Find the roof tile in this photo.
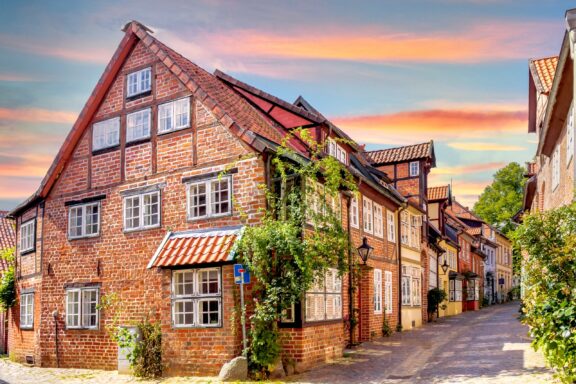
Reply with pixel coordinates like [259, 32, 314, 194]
[0, 211, 15, 274]
[428, 185, 450, 201]
[365, 141, 432, 164]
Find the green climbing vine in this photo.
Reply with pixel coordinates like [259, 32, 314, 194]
[235, 129, 357, 377]
[0, 247, 16, 310]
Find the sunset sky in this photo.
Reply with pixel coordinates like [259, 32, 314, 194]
[0, 0, 568, 210]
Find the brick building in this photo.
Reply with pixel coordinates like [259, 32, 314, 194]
[0, 211, 15, 354]
[523, 10, 576, 214]
[365, 142, 436, 330]
[6, 21, 409, 376]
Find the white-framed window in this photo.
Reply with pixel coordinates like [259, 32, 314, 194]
[567, 103, 574, 165]
[305, 268, 342, 322]
[66, 288, 99, 329]
[350, 197, 359, 229]
[374, 269, 382, 314]
[158, 97, 190, 133]
[387, 211, 396, 242]
[124, 191, 160, 231]
[20, 293, 34, 329]
[373, 203, 383, 238]
[467, 279, 476, 301]
[327, 138, 347, 164]
[172, 268, 222, 328]
[409, 214, 422, 249]
[429, 252, 438, 289]
[126, 67, 151, 97]
[402, 265, 421, 306]
[449, 279, 463, 302]
[92, 117, 120, 151]
[127, 108, 151, 142]
[362, 197, 373, 234]
[68, 202, 100, 239]
[187, 177, 231, 220]
[409, 161, 419, 176]
[384, 271, 393, 314]
[552, 144, 560, 190]
[20, 219, 35, 254]
[401, 211, 409, 245]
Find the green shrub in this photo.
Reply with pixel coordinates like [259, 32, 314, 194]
[513, 204, 576, 383]
[427, 287, 447, 317]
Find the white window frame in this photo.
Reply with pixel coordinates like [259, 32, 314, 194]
[373, 203, 383, 238]
[126, 67, 151, 98]
[552, 144, 560, 190]
[187, 176, 232, 220]
[402, 266, 421, 307]
[350, 197, 359, 229]
[327, 138, 347, 164]
[20, 293, 34, 329]
[92, 117, 120, 151]
[567, 103, 574, 165]
[449, 279, 463, 302]
[20, 219, 35, 254]
[158, 97, 190, 134]
[126, 108, 151, 142]
[65, 287, 99, 330]
[68, 202, 100, 239]
[362, 197, 373, 234]
[387, 211, 396, 243]
[123, 191, 161, 231]
[374, 269, 382, 314]
[384, 271, 393, 314]
[305, 268, 342, 322]
[171, 268, 222, 328]
[409, 161, 419, 177]
[401, 211, 409, 245]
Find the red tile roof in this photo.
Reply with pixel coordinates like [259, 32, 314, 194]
[148, 227, 242, 268]
[365, 141, 434, 165]
[427, 185, 450, 201]
[0, 211, 15, 274]
[466, 227, 482, 236]
[530, 56, 558, 95]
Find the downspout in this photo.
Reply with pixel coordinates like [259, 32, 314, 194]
[397, 205, 406, 330]
[346, 192, 354, 346]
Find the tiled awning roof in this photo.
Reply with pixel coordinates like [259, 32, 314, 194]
[147, 226, 243, 269]
[529, 56, 558, 94]
[427, 185, 450, 201]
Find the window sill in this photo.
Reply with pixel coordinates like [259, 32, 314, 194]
[124, 225, 161, 233]
[20, 326, 33, 330]
[65, 327, 99, 331]
[187, 213, 232, 222]
[92, 145, 120, 156]
[302, 318, 342, 327]
[157, 125, 191, 137]
[20, 249, 35, 256]
[126, 89, 152, 102]
[68, 234, 100, 241]
[126, 137, 151, 148]
[172, 324, 222, 329]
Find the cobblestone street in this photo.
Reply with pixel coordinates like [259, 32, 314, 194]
[292, 303, 553, 383]
[0, 303, 553, 384]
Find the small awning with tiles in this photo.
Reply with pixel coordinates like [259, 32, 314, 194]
[147, 226, 243, 269]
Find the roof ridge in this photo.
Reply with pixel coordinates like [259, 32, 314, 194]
[364, 141, 432, 154]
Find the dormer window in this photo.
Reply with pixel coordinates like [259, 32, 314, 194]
[327, 138, 347, 165]
[410, 161, 419, 176]
[126, 67, 151, 98]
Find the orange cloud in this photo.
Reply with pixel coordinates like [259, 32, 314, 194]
[0, 176, 41, 199]
[331, 109, 526, 145]
[192, 21, 557, 64]
[447, 142, 526, 151]
[0, 153, 54, 177]
[0, 107, 77, 124]
[0, 73, 42, 82]
[434, 162, 506, 176]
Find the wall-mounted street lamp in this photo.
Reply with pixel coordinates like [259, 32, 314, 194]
[357, 237, 373, 264]
[441, 259, 449, 274]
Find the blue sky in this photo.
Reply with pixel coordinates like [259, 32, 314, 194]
[0, 0, 569, 209]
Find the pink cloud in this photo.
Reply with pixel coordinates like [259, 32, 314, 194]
[0, 107, 77, 124]
[434, 162, 507, 176]
[447, 142, 526, 151]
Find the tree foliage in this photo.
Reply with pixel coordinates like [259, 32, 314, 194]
[0, 247, 16, 310]
[236, 129, 356, 376]
[473, 162, 526, 235]
[513, 204, 576, 383]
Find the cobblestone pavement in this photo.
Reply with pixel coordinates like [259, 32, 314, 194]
[292, 303, 554, 384]
[0, 303, 554, 384]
